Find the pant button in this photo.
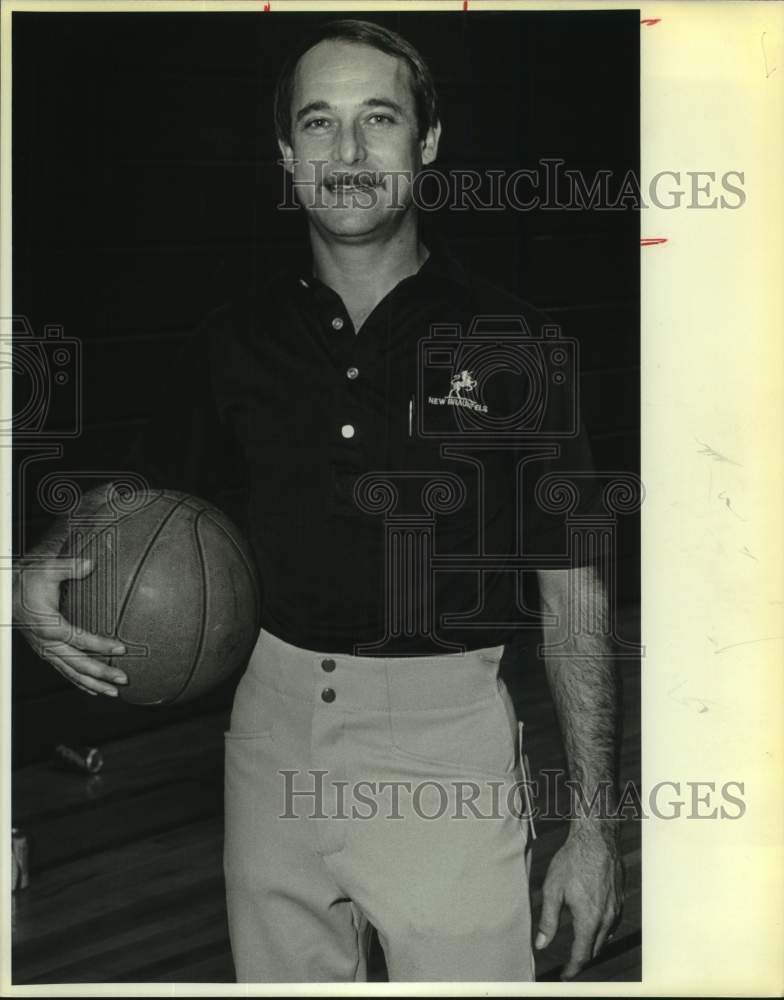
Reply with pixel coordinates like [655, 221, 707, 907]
[321, 687, 336, 703]
[321, 658, 336, 672]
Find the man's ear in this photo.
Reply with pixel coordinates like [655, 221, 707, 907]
[278, 138, 295, 175]
[421, 120, 442, 167]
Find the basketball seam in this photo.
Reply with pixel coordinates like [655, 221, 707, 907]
[201, 510, 260, 603]
[68, 491, 164, 635]
[203, 508, 262, 637]
[82, 488, 168, 637]
[165, 509, 260, 704]
[113, 493, 195, 674]
[165, 508, 210, 704]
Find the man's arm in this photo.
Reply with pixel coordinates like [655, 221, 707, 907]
[534, 564, 624, 980]
[12, 482, 129, 698]
[12, 309, 231, 697]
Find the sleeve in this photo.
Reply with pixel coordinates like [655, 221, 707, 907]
[516, 313, 606, 568]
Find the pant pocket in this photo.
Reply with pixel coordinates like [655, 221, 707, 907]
[227, 661, 285, 739]
[389, 690, 518, 782]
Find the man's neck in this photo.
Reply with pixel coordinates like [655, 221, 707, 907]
[309, 222, 429, 330]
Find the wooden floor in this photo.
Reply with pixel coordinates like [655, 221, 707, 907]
[12, 642, 641, 985]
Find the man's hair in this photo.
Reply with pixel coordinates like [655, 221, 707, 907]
[273, 19, 440, 147]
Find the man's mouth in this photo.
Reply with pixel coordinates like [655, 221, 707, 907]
[323, 172, 383, 192]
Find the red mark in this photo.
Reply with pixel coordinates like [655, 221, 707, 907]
[263, 2, 270, 9]
[640, 238, 668, 247]
[641, 18, 661, 26]
[463, 0, 468, 10]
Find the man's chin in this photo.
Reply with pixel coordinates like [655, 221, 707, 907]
[307, 206, 403, 241]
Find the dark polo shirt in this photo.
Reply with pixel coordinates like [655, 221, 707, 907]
[136, 244, 602, 655]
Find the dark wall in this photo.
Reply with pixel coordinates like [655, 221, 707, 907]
[12, 10, 640, 764]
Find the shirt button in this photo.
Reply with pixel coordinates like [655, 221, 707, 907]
[321, 687, 336, 703]
[346, 367, 359, 380]
[321, 658, 336, 672]
[331, 317, 344, 331]
[341, 424, 355, 439]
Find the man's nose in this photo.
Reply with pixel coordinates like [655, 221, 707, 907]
[334, 122, 366, 165]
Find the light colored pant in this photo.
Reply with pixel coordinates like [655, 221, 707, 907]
[223, 628, 535, 983]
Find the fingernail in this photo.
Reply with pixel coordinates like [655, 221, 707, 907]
[535, 932, 547, 949]
[111, 644, 126, 655]
[106, 688, 119, 697]
[114, 674, 128, 685]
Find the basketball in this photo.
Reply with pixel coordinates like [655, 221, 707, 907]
[60, 488, 262, 706]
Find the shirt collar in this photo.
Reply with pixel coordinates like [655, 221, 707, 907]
[416, 239, 470, 290]
[291, 235, 470, 296]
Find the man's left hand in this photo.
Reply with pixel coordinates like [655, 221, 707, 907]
[534, 822, 625, 980]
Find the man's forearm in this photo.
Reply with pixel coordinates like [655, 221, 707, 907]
[537, 566, 621, 835]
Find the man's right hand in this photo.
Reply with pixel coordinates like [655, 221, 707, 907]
[13, 557, 128, 698]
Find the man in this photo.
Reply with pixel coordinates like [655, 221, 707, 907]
[13, 19, 623, 983]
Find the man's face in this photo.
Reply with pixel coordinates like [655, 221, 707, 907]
[279, 39, 440, 241]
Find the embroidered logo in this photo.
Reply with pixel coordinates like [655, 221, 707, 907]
[448, 370, 477, 399]
[428, 370, 488, 413]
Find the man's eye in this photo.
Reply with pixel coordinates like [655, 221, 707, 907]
[367, 113, 395, 125]
[304, 118, 331, 131]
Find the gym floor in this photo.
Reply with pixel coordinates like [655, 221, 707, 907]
[11, 616, 641, 986]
